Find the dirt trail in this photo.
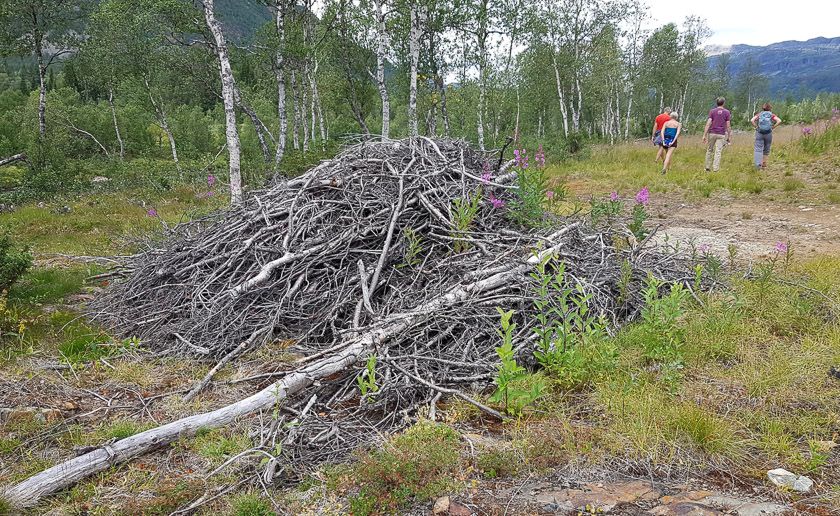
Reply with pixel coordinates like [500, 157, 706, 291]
[653, 197, 840, 259]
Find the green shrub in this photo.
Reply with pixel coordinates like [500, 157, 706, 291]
[0, 233, 33, 291]
[231, 493, 273, 516]
[349, 421, 463, 515]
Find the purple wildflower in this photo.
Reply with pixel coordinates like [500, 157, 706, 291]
[207, 174, 217, 187]
[609, 191, 619, 202]
[488, 192, 505, 209]
[481, 171, 493, 183]
[146, 208, 158, 217]
[535, 144, 546, 168]
[802, 126, 813, 136]
[635, 187, 650, 205]
[514, 148, 529, 169]
[698, 243, 711, 254]
[206, 191, 215, 197]
[546, 190, 555, 200]
[774, 241, 788, 253]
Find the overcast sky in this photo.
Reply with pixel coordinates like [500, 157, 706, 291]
[645, 0, 840, 46]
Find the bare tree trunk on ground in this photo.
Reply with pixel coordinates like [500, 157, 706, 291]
[0, 153, 27, 167]
[1, 224, 583, 509]
[203, 0, 243, 204]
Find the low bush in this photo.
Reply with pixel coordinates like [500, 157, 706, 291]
[0, 233, 32, 291]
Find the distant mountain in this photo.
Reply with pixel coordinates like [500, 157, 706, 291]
[216, 0, 272, 41]
[707, 37, 840, 98]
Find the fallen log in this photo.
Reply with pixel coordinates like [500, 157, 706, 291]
[0, 153, 26, 167]
[2, 225, 576, 509]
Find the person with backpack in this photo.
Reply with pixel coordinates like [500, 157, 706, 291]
[751, 103, 782, 169]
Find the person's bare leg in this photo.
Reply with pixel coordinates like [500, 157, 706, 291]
[662, 147, 676, 173]
[655, 146, 664, 163]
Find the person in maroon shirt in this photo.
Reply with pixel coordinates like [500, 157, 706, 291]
[702, 97, 732, 172]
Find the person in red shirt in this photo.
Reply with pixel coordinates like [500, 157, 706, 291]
[652, 107, 673, 164]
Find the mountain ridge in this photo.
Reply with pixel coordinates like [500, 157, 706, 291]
[706, 36, 840, 97]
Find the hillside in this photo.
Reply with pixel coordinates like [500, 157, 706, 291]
[709, 36, 840, 97]
[216, 0, 272, 41]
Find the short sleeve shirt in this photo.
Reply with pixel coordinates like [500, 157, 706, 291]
[654, 113, 671, 132]
[708, 107, 731, 135]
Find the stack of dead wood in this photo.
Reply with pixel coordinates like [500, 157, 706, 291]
[3, 138, 699, 509]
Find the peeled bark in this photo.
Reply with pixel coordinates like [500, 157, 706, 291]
[373, 0, 391, 138]
[203, 0, 243, 205]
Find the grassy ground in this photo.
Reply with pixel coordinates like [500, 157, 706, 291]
[1, 128, 839, 514]
[548, 123, 840, 207]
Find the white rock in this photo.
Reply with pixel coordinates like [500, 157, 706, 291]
[91, 176, 110, 183]
[767, 468, 813, 493]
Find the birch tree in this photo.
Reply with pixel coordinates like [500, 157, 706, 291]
[0, 0, 91, 139]
[201, 0, 243, 204]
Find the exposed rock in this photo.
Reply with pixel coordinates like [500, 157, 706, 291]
[649, 502, 723, 515]
[734, 502, 789, 515]
[433, 496, 450, 515]
[91, 176, 110, 183]
[767, 468, 813, 493]
[532, 480, 661, 513]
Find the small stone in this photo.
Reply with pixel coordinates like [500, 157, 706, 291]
[767, 468, 813, 493]
[91, 176, 110, 183]
[62, 401, 79, 411]
[432, 496, 450, 515]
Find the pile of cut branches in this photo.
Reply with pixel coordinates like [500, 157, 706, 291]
[4, 138, 699, 509]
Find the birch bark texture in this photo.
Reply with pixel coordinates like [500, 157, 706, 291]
[202, 0, 243, 204]
[373, 0, 391, 138]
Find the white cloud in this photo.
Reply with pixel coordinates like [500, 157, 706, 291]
[643, 0, 838, 46]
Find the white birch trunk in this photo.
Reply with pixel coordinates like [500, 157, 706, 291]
[273, 1, 288, 168]
[144, 77, 181, 174]
[36, 41, 47, 139]
[301, 72, 310, 152]
[108, 88, 124, 160]
[291, 69, 300, 151]
[374, 0, 390, 139]
[203, 0, 243, 204]
[552, 56, 569, 138]
[408, 4, 421, 138]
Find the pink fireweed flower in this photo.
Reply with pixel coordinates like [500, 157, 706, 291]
[514, 148, 529, 169]
[635, 187, 650, 205]
[802, 127, 813, 136]
[609, 191, 619, 202]
[481, 171, 493, 183]
[546, 190, 555, 200]
[146, 208, 158, 217]
[535, 144, 546, 168]
[698, 243, 711, 254]
[207, 174, 217, 187]
[488, 192, 505, 209]
[774, 241, 788, 253]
